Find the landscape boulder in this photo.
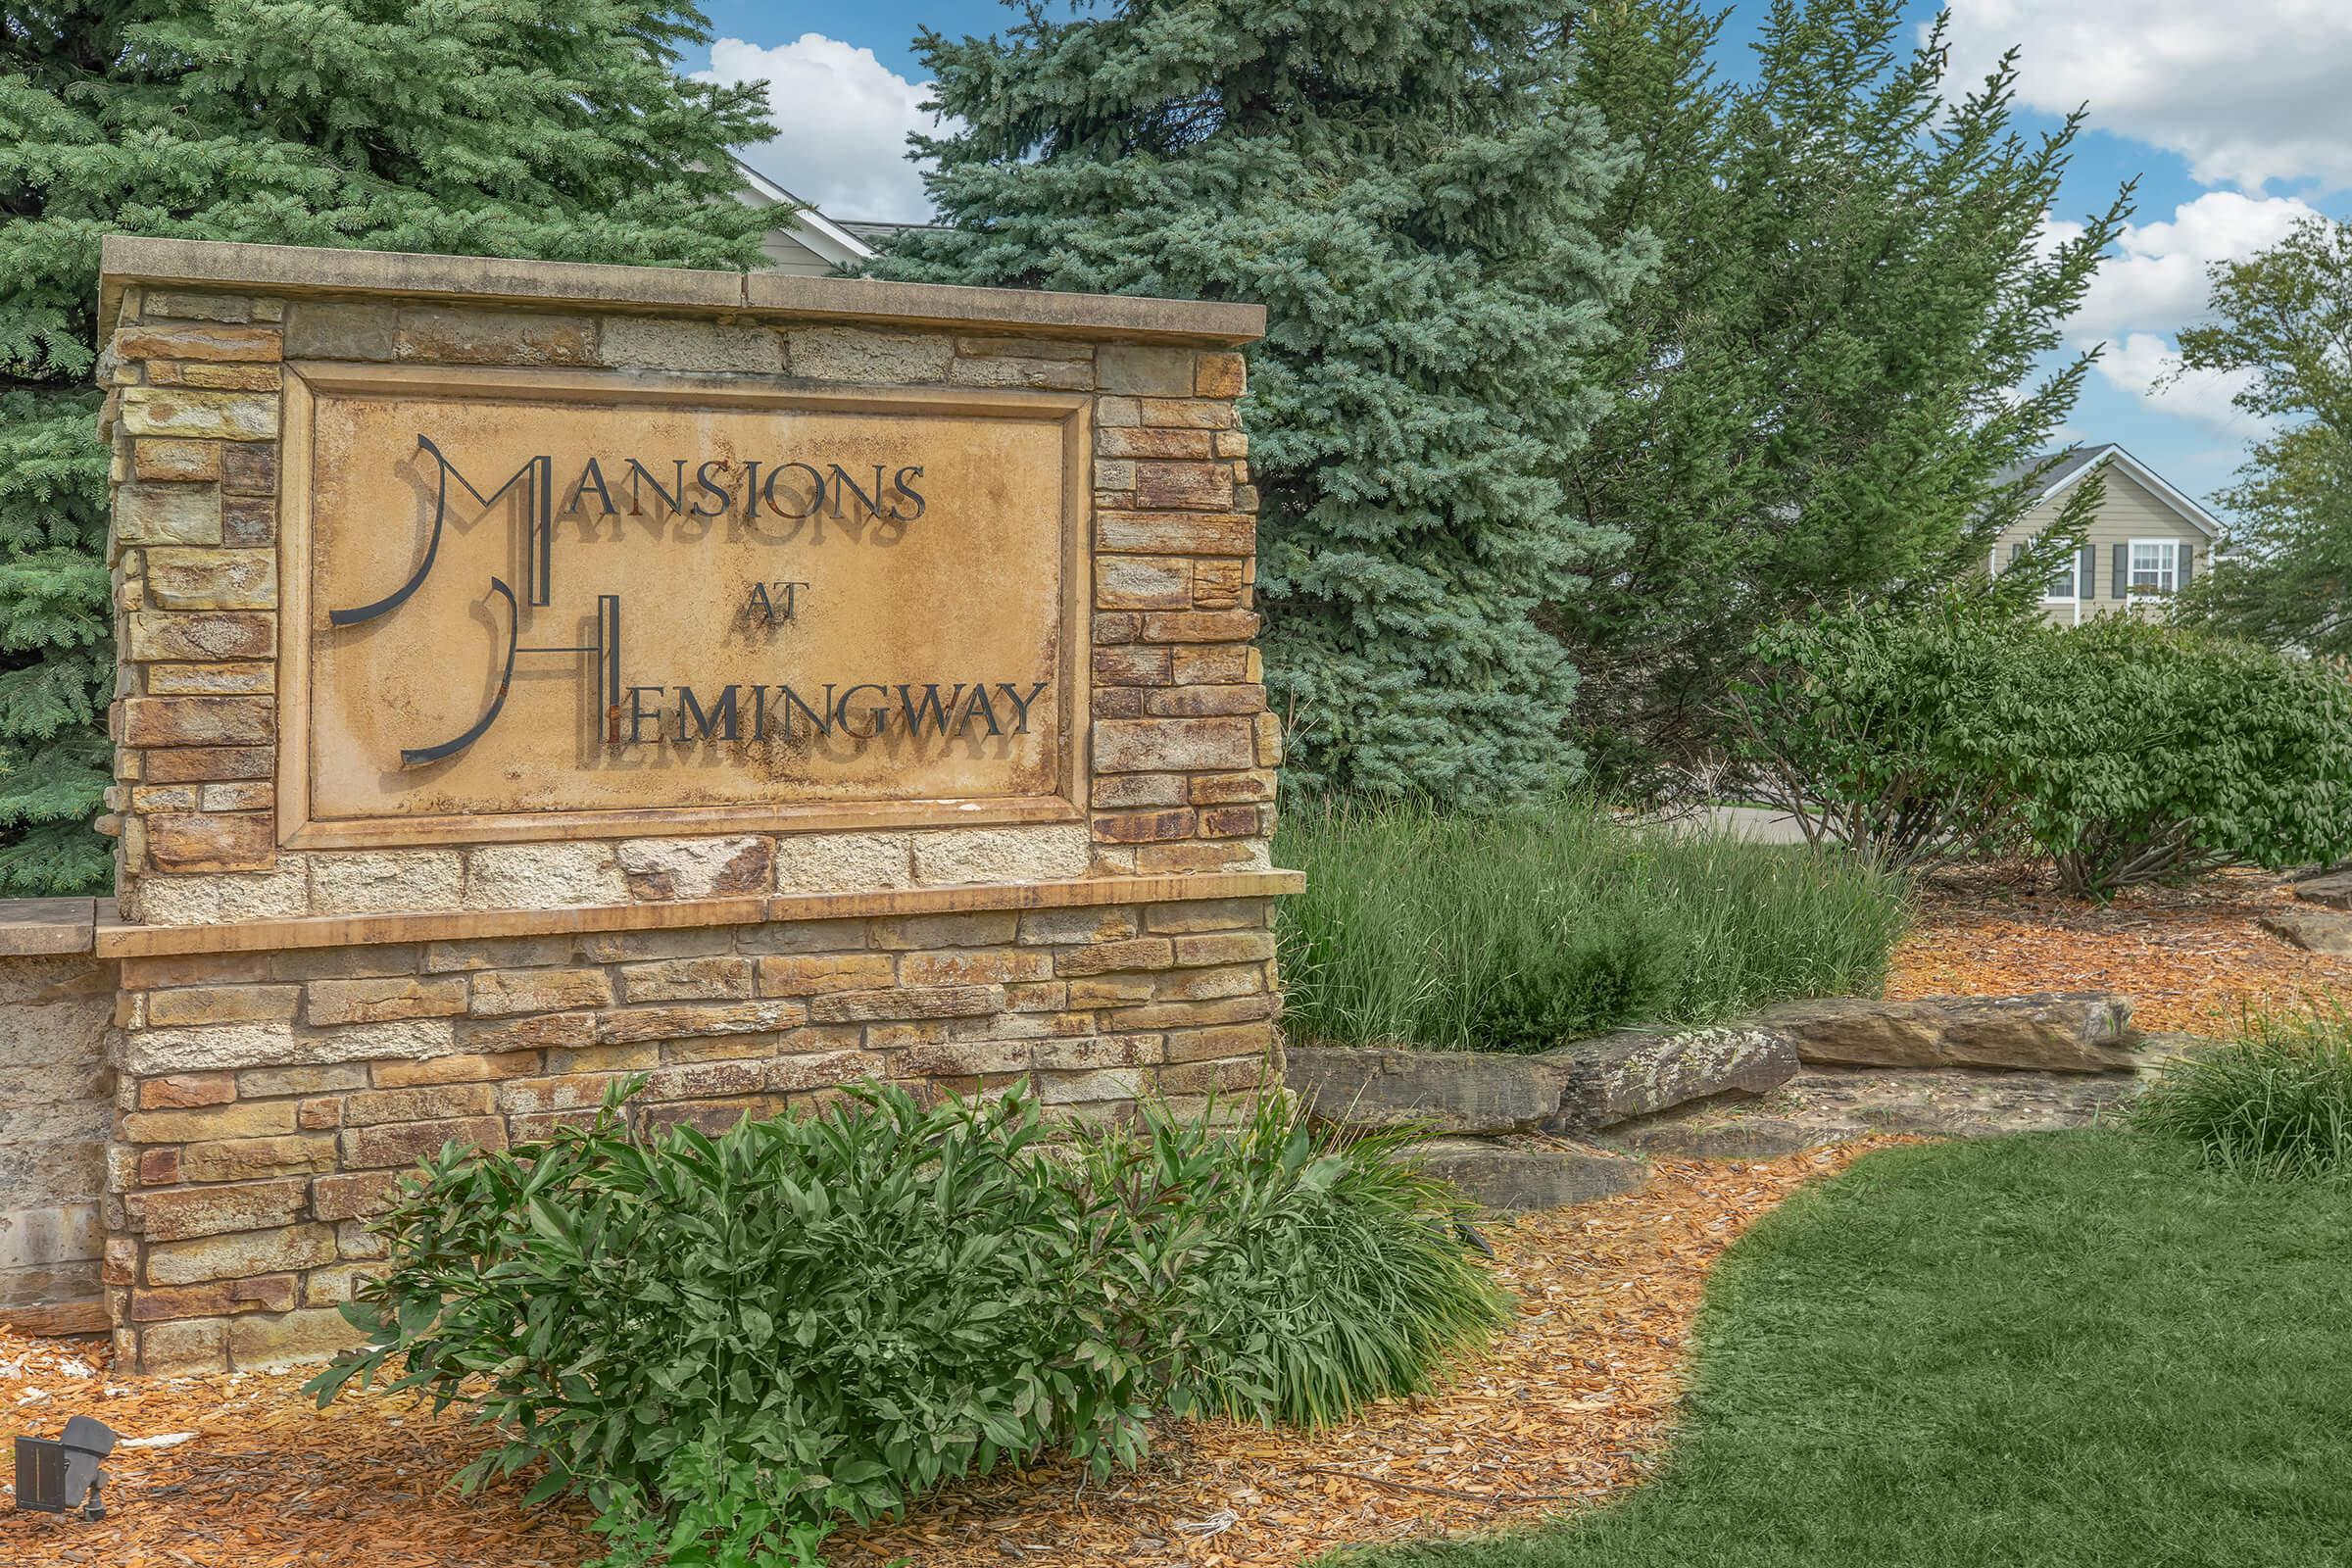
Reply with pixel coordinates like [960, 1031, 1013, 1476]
[2259, 908, 2352, 956]
[1542, 1024, 1798, 1134]
[1757, 993, 2137, 1072]
[1605, 1114, 1831, 1161]
[1603, 1061, 2157, 1157]
[1284, 1045, 1572, 1136]
[2291, 869, 2352, 911]
[1406, 1138, 1646, 1211]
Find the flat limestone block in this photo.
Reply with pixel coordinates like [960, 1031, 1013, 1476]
[1543, 1024, 1798, 1133]
[1607, 1115, 1839, 1161]
[1284, 1045, 1573, 1136]
[1607, 1063, 2149, 1157]
[1756, 993, 2139, 1073]
[2291, 870, 2352, 911]
[1406, 1138, 1646, 1212]
[0, 897, 96, 956]
[2260, 907, 2352, 955]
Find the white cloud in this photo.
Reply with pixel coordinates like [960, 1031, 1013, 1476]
[2092, 332, 2265, 442]
[2036, 194, 2313, 440]
[1943, 1, 2352, 192]
[697, 35, 944, 223]
[2069, 192, 2321, 340]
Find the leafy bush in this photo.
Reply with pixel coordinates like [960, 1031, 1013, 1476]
[1737, 600, 2352, 894]
[1736, 597, 2041, 870]
[2010, 615, 2352, 895]
[308, 1085, 1165, 1566]
[308, 1084, 1503, 1564]
[1274, 798, 1908, 1052]
[2132, 1011, 2352, 1179]
[1101, 1097, 1508, 1427]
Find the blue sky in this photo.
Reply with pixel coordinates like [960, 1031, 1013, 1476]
[687, 1, 2352, 517]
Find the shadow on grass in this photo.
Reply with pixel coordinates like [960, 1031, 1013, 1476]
[1338, 1130, 2352, 1568]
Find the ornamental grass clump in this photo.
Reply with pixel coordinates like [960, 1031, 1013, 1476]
[1098, 1095, 1510, 1429]
[2132, 1010, 2352, 1180]
[1274, 797, 1908, 1052]
[307, 1083, 1503, 1564]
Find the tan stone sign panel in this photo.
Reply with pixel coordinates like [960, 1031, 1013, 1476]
[280, 366, 1088, 846]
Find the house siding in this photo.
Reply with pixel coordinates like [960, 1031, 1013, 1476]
[1994, 466, 2211, 628]
[757, 231, 843, 277]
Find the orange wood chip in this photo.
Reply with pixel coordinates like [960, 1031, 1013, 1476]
[0, 1144, 1888, 1567]
[1886, 865, 2346, 1035]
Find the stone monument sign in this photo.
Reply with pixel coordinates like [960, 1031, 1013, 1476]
[77, 236, 1295, 1372]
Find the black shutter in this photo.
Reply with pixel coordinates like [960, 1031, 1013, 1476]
[2179, 541, 2195, 589]
[2113, 542, 2128, 600]
[2079, 544, 2094, 600]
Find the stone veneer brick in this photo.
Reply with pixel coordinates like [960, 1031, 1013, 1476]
[107, 896, 1284, 1373]
[103, 290, 1273, 922]
[90, 255, 1288, 1374]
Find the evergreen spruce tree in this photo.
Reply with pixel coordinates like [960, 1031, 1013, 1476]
[0, 2, 773, 892]
[1559, 0, 2128, 791]
[876, 0, 1650, 804]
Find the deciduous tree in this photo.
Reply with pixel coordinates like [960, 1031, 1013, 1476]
[1560, 0, 2127, 794]
[2175, 216, 2352, 656]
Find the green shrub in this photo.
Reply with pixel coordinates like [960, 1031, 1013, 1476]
[308, 1084, 1503, 1563]
[2011, 615, 2352, 895]
[2132, 1011, 2352, 1179]
[1736, 596, 2043, 870]
[306, 1084, 1166, 1567]
[1099, 1096, 1509, 1428]
[1739, 600, 2352, 895]
[1274, 798, 1908, 1052]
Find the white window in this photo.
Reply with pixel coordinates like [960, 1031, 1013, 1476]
[2130, 539, 2179, 594]
[2044, 553, 2078, 602]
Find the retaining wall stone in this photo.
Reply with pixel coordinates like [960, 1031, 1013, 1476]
[1407, 1139, 1646, 1212]
[1285, 1045, 1571, 1136]
[1758, 993, 2138, 1072]
[0, 947, 116, 1333]
[1544, 1024, 1797, 1133]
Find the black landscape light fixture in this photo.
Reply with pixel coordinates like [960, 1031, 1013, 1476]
[13, 1415, 120, 1519]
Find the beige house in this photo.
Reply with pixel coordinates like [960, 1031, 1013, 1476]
[731, 159, 885, 273]
[1991, 445, 2224, 628]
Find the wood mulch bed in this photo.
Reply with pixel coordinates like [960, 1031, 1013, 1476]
[0, 1143, 1883, 1568]
[1886, 865, 2348, 1034]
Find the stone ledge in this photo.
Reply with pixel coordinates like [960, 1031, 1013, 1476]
[0, 1297, 109, 1337]
[99, 236, 1268, 346]
[0, 897, 103, 956]
[94, 870, 1305, 958]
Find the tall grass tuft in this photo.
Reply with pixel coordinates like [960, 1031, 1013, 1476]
[1274, 797, 1910, 1052]
[2132, 1009, 2352, 1179]
[1108, 1095, 1510, 1429]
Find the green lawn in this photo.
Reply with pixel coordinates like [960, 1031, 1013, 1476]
[1342, 1132, 2352, 1568]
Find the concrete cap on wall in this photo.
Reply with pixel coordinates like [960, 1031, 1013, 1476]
[96, 235, 1268, 347]
[0, 897, 105, 956]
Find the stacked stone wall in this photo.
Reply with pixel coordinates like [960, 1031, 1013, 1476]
[109, 897, 1277, 1368]
[73, 241, 1295, 1372]
[0, 948, 115, 1331]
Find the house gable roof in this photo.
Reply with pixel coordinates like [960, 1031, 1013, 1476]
[729, 157, 878, 271]
[1995, 443, 2222, 539]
